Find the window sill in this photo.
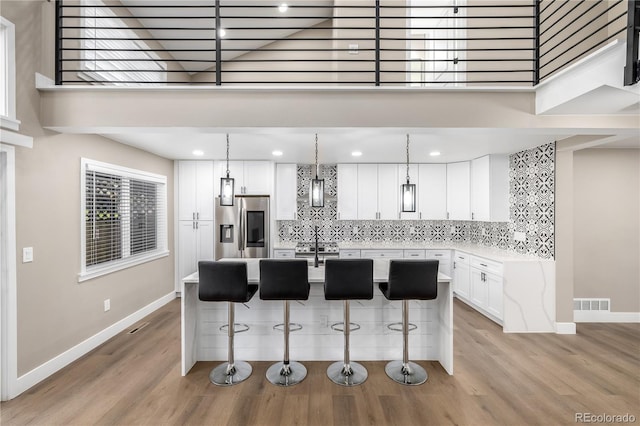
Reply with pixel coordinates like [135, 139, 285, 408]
[78, 250, 169, 283]
[0, 116, 21, 131]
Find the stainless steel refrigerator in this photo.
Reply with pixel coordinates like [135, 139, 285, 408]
[215, 195, 270, 260]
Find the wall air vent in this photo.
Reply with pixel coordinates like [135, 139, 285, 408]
[573, 298, 610, 311]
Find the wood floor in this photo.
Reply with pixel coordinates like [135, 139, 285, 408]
[2, 298, 639, 426]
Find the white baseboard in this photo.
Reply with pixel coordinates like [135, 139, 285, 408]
[555, 322, 576, 334]
[574, 310, 640, 323]
[15, 292, 175, 398]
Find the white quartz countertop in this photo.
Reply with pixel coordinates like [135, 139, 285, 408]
[274, 242, 553, 263]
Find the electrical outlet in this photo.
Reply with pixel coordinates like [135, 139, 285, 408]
[104, 299, 111, 312]
[481, 228, 486, 236]
[450, 226, 456, 234]
[514, 231, 526, 242]
[348, 43, 359, 54]
[22, 247, 33, 263]
[410, 226, 416, 234]
[320, 315, 328, 327]
[288, 226, 293, 235]
[352, 226, 359, 235]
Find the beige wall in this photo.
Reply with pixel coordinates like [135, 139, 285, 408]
[2, 1, 175, 376]
[573, 148, 640, 313]
[555, 148, 575, 323]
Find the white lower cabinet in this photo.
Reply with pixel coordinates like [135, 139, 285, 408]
[426, 249, 451, 277]
[360, 249, 404, 259]
[339, 249, 361, 259]
[452, 252, 470, 299]
[468, 255, 503, 322]
[273, 249, 295, 259]
[178, 220, 214, 291]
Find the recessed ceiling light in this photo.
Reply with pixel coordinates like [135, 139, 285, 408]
[278, 3, 288, 13]
[192, 150, 204, 156]
[218, 28, 226, 37]
[430, 151, 441, 157]
[272, 150, 283, 156]
[351, 151, 363, 157]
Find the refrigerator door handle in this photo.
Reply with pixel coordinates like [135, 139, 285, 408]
[238, 199, 245, 255]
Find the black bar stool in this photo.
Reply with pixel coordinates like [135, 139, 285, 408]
[198, 261, 258, 386]
[324, 258, 373, 386]
[379, 259, 438, 386]
[259, 259, 310, 386]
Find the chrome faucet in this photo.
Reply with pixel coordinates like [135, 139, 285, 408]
[314, 225, 319, 268]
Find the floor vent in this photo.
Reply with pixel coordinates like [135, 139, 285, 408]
[573, 298, 610, 311]
[128, 322, 150, 334]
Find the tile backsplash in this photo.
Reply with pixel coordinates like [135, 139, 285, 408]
[277, 142, 555, 259]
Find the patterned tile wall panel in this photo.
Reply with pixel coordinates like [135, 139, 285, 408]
[277, 143, 555, 259]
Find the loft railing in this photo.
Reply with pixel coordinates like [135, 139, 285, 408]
[54, 0, 633, 87]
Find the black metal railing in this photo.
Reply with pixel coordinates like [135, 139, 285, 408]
[538, 0, 628, 83]
[54, 1, 631, 87]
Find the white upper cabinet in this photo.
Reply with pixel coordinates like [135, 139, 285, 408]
[337, 164, 358, 220]
[357, 164, 378, 220]
[471, 155, 509, 222]
[418, 164, 447, 220]
[275, 163, 297, 220]
[446, 161, 471, 220]
[398, 164, 419, 220]
[215, 160, 273, 196]
[178, 161, 214, 221]
[377, 164, 399, 219]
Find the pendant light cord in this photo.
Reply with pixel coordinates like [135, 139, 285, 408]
[225, 134, 230, 178]
[406, 134, 410, 184]
[315, 133, 319, 179]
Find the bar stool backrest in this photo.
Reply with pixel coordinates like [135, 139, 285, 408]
[198, 261, 249, 302]
[259, 259, 310, 300]
[325, 259, 374, 300]
[387, 260, 439, 300]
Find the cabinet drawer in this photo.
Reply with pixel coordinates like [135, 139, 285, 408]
[426, 250, 451, 261]
[361, 249, 404, 259]
[403, 249, 426, 259]
[453, 251, 471, 265]
[340, 249, 361, 259]
[273, 249, 295, 259]
[471, 256, 503, 275]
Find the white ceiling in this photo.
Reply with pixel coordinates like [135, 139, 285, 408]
[105, 128, 571, 163]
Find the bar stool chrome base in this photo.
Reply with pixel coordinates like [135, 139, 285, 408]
[210, 360, 253, 386]
[266, 361, 307, 386]
[384, 360, 427, 386]
[327, 361, 368, 386]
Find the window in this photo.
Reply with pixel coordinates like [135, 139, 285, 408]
[80, 0, 167, 85]
[0, 17, 17, 126]
[80, 159, 168, 281]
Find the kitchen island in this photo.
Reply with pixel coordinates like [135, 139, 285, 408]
[181, 258, 453, 376]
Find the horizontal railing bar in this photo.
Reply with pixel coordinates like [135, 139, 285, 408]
[63, 69, 534, 74]
[61, 80, 534, 84]
[62, 14, 536, 20]
[540, 23, 626, 71]
[62, 57, 535, 63]
[540, 6, 625, 59]
[61, 25, 536, 31]
[61, 4, 535, 9]
[61, 47, 536, 52]
[63, 36, 535, 42]
[61, 58, 216, 62]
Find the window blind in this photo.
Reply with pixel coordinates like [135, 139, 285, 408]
[83, 159, 167, 276]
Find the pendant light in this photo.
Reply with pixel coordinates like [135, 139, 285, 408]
[310, 133, 324, 207]
[220, 134, 235, 206]
[401, 134, 416, 212]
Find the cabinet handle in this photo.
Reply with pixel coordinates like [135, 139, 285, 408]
[453, 262, 456, 269]
[192, 221, 195, 230]
[192, 212, 195, 220]
[435, 254, 443, 257]
[480, 263, 487, 267]
[196, 221, 199, 230]
[419, 212, 422, 219]
[398, 212, 401, 220]
[447, 212, 450, 219]
[472, 212, 474, 220]
[196, 212, 199, 220]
